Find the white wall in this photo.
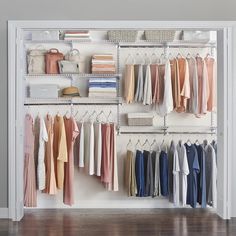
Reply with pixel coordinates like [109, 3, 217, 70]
[23, 31, 216, 208]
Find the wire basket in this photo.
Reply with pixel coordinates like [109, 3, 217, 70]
[107, 30, 138, 42]
[144, 30, 176, 42]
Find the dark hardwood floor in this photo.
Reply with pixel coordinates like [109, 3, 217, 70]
[0, 209, 236, 236]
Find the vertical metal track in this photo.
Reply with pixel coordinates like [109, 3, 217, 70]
[117, 43, 121, 134]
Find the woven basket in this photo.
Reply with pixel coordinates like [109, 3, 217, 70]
[127, 113, 154, 126]
[144, 30, 176, 42]
[107, 30, 138, 42]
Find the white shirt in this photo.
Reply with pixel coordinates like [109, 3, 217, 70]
[89, 122, 95, 175]
[78, 123, 85, 167]
[172, 142, 180, 206]
[37, 116, 48, 190]
[143, 64, 152, 105]
[94, 122, 102, 176]
[157, 60, 173, 116]
[176, 141, 189, 206]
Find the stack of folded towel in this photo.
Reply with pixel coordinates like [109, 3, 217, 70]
[63, 30, 91, 40]
[88, 78, 117, 98]
[91, 54, 116, 74]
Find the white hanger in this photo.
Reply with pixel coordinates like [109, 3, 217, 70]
[126, 139, 133, 150]
[135, 139, 142, 150]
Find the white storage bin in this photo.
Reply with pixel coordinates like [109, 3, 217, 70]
[182, 31, 211, 42]
[127, 113, 154, 126]
[32, 30, 60, 41]
[29, 84, 59, 99]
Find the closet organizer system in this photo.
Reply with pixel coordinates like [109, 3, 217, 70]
[23, 29, 217, 209]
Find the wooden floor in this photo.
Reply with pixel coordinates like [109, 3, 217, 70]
[0, 209, 236, 236]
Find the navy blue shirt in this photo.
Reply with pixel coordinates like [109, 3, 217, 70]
[195, 144, 206, 208]
[185, 143, 200, 208]
[135, 150, 145, 197]
[159, 151, 169, 197]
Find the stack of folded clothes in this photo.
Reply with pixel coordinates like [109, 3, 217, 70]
[88, 78, 117, 98]
[91, 54, 116, 74]
[63, 30, 91, 40]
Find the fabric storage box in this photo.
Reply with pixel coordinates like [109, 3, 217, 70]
[32, 30, 60, 41]
[107, 30, 138, 42]
[127, 113, 154, 126]
[182, 31, 211, 42]
[144, 30, 176, 42]
[29, 84, 59, 98]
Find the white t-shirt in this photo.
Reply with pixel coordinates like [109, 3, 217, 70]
[37, 116, 48, 191]
[172, 143, 180, 206]
[176, 141, 189, 206]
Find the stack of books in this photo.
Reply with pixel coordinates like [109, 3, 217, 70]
[88, 78, 117, 98]
[91, 54, 116, 74]
[63, 31, 91, 41]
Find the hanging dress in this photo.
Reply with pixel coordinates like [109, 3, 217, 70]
[24, 114, 37, 207]
[37, 116, 48, 191]
[205, 56, 216, 112]
[44, 114, 57, 194]
[53, 114, 67, 190]
[63, 116, 79, 206]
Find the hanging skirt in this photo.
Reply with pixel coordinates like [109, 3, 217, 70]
[24, 153, 37, 207]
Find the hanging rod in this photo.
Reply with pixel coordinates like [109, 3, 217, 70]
[24, 102, 121, 106]
[119, 131, 216, 135]
[119, 44, 216, 49]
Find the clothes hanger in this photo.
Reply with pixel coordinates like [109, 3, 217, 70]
[195, 139, 200, 145]
[142, 139, 151, 151]
[186, 139, 192, 146]
[126, 139, 133, 150]
[106, 110, 112, 123]
[135, 52, 145, 65]
[143, 53, 150, 65]
[135, 139, 142, 150]
[96, 110, 106, 122]
[88, 110, 97, 121]
[168, 52, 174, 60]
[159, 53, 166, 64]
[73, 110, 79, 118]
[161, 138, 167, 152]
[79, 110, 89, 122]
[176, 52, 182, 58]
[125, 53, 135, 65]
[65, 110, 70, 119]
[186, 52, 191, 59]
[151, 53, 158, 64]
[150, 139, 157, 151]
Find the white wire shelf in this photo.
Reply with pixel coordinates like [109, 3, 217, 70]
[24, 97, 122, 105]
[24, 39, 117, 44]
[25, 73, 122, 78]
[24, 39, 216, 48]
[119, 125, 217, 134]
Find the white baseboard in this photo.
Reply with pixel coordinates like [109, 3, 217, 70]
[0, 208, 9, 218]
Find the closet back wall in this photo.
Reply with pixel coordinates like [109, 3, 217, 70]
[1, 0, 236, 210]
